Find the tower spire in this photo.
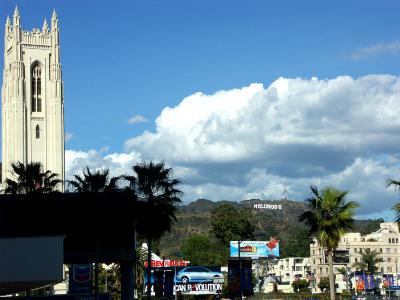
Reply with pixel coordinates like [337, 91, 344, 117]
[51, 9, 58, 31]
[5, 16, 11, 29]
[52, 9, 58, 20]
[13, 5, 19, 18]
[13, 5, 20, 27]
[42, 18, 49, 32]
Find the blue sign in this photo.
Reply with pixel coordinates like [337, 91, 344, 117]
[230, 240, 279, 258]
[69, 264, 92, 294]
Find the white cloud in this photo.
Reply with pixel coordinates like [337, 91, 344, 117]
[65, 132, 73, 142]
[66, 75, 400, 218]
[65, 149, 142, 183]
[351, 41, 400, 60]
[128, 114, 148, 125]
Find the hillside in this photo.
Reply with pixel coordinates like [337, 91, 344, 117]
[158, 199, 383, 259]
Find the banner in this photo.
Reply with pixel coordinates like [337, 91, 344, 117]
[228, 259, 254, 297]
[355, 271, 374, 291]
[230, 239, 279, 258]
[383, 274, 395, 288]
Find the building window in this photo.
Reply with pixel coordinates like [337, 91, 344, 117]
[380, 248, 383, 253]
[354, 248, 357, 253]
[396, 238, 399, 243]
[388, 258, 392, 263]
[35, 125, 40, 139]
[387, 248, 391, 253]
[31, 64, 42, 112]
[389, 238, 392, 243]
[355, 258, 358, 263]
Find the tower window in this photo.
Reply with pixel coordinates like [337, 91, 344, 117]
[31, 64, 42, 112]
[35, 125, 40, 139]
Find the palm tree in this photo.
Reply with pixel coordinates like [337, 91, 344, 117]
[352, 248, 383, 273]
[387, 178, 400, 225]
[67, 167, 120, 300]
[2, 161, 61, 194]
[124, 161, 182, 300]
[299, 185, 359, 300]
[66, 167, 120, 192]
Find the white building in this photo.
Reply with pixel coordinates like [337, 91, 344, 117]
[310, 222, 400, 292]
[1, 6, 64, 188]
[254, 257, 312, 293]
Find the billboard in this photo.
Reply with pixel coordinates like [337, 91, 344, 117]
[333, 250, 349, 264]
[230, 239, 279, 258]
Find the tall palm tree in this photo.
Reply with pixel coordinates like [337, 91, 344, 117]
[299, 185, 359, 300]
[2, 161, 61, 194]
[66, 167, 120, 192]
[352, 249, 383, 273]
[67, 167, 120, 300]
[124, 161, 182, 300]
[387, 178, 400, 225]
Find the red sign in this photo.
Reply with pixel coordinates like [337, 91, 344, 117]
[144, 259, 190, 268]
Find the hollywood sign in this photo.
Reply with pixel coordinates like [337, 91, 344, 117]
[175, 283, 223, 293]
[253, 203, 282, 209]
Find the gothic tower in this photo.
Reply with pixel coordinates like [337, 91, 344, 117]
[2, 7, 65, 189]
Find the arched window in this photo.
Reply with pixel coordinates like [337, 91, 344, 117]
[35, 125, 40, 139]
[31, 64, 42, 112]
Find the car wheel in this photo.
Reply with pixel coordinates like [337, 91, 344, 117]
[181, 276, 189, 284]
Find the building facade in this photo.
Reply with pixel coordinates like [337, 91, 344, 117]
[254, 257, 312, 293]
[310, 222, 400, 290]
[2, 7, 64, 188]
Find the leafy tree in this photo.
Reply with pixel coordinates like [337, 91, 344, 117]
[318, 276, 330, 292]
[299, 185, 359, 300]
[352, 248, 383, 273]
[281, 227, 311, 257]
[66, 167, 120, 192]
[2, 161, 61, 194]
[124, 161, 182, 300]
[292, 279, 310, 293]
[181, 234, 225, 266]
[211, 203, 255, 245]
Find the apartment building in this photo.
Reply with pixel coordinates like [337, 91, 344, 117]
[310, 222, 400, 289]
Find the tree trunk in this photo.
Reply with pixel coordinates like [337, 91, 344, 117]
[121, 260, 134, 300]
[146, 238, 152, 300]
[95, 239, 99, 300]
[132, 227, 137, 299]
[328, 250, 335, 300]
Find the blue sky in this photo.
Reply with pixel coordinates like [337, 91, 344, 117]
[2, 0, 400, 219]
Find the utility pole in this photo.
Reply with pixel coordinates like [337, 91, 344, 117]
[238, 240, 242, 300]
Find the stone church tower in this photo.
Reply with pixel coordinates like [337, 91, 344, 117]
[2, 7, 64, 189]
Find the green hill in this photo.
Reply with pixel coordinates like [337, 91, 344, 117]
[158, 198, 383, 260]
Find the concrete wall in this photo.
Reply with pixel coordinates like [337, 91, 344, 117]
[0, 236, 64, 294]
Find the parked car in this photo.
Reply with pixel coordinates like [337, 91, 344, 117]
[176, 266, 223, 284]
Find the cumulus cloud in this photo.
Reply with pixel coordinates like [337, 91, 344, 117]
[128, 114, 148, 124]
[351, 41, 400, 60]
[66, 75, 400, 218]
